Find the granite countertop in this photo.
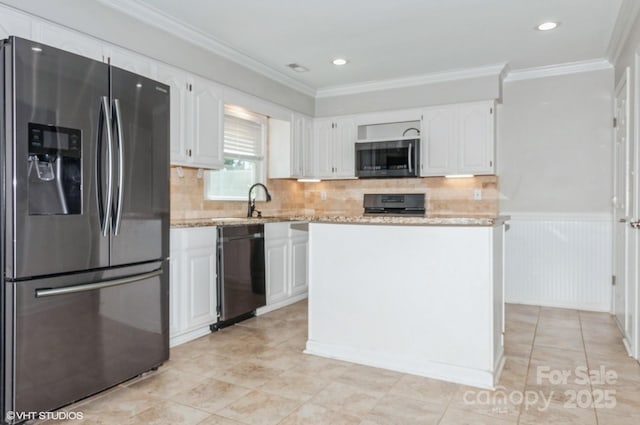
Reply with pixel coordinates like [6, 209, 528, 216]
[309, 215, 509, 226]
[171, 215, 509, 228]
[170, 216, 305, 228]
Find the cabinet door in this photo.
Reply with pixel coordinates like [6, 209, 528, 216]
[266, 240, 289, 304]
[312, 119, 334, 178]
[184, 246, 217, 330]
[190, 78, 224, 169]
[290, 238, 308, 296]
[458, 102, 495, 174]
[291, 114, 305, 178]
[421, 106, 457, 176]
[32, 23, 103, 61]
[0, 7, 32, 39]
[333, 118, 356, 178]
[302, 116, 315, 177]
[156, 64, 190, 165]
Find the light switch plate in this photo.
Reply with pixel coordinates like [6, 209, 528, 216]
[474, 189, 482, 201]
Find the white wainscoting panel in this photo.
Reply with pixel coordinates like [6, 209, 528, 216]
[504, 213, 612, 312]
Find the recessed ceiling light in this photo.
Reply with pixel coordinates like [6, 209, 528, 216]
[332, 58, 348, 66]
[286, 63, 309, 73]
[537, 21, 559, 31]
[136, 83, 142, 88]
[31, 47, 42, 52]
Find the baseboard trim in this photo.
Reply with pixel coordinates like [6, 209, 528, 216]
[305, 340, 498, 389]
[256, 293, 308, 315]
[170, 327, 211, 347]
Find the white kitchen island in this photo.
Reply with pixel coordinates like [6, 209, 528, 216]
[305, 216, 507, 389]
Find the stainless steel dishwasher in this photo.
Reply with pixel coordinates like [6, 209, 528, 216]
[214, 224, 266, 328]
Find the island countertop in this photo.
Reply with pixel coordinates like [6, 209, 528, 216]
[171, 215, 509, 228]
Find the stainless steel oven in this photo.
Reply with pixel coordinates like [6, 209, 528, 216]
[355, 138, 420, 178]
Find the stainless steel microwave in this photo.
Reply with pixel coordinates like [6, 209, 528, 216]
[355, 138, 420, 178]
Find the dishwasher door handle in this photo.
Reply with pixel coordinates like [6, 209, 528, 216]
[222, 233, 264, 242]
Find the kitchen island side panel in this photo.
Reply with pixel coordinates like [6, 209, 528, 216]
[306, 222, 503, 388]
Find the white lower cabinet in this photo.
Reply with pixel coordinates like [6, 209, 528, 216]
[170, 227, 218, 347]
[260, 222, 309, 313]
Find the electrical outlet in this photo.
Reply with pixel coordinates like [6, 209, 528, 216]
[473, 189, 482, 201]
[321, 191, 327, 201]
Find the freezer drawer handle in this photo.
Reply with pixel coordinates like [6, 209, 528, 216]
[35, 269, 162, 298]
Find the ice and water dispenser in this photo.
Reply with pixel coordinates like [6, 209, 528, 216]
[28, 123, 81, 215]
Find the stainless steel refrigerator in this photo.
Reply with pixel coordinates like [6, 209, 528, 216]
[0, 37, 170, 421]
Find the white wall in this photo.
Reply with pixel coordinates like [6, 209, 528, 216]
[498, 69, 614, 312]
[498, 69, 614, 213]
[315, 74, 501, 117]
[0, 0, 315, 115]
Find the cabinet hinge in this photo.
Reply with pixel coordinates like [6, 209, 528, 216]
[490, 107, 493, 114]
[612, 275, 616, 286]
[490, 160, 493, 167]
[613, 117, 618, 128]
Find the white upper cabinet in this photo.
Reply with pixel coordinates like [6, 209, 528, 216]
[421, 106, 457, 175]
[155, 64, 190, 165]
[458, 102, 495, 173]
[421, 100, 495, 176]
[268, 113, 312, 179]
[292, 113, 311, 177]
[313, 118, 333, 178]
[189, 76, 224, 169]
[157, 67, 224, 169]
[311, 117, 356, 179]
[334, 118, 357, 178]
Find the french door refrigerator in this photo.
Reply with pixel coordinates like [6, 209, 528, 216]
[0, 37, 170, 421]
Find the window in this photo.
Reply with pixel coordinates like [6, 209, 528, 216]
[205, 106, 267, 201]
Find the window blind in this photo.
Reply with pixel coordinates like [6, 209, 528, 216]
[224, 114, 263, 158]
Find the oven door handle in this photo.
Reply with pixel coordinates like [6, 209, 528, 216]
[407, 143, 413, 174]
[35, 269, 162, 298]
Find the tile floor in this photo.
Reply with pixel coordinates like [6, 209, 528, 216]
[39, 301, 640, 425]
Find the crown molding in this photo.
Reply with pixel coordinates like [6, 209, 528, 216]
[315, 63, 508, 98]
[504, 59, 612, 82]
[96, 0, 316, 97]
[606, 0, 640, 64]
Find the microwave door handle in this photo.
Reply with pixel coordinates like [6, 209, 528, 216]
[407, 143, 413, 173]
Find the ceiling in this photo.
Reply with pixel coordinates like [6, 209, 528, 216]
[107, 0, 623, 92]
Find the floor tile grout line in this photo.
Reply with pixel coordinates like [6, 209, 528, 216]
[433, 388, 457, 425]
[517, 305, 541, 425]
[578, 310, 599, 425]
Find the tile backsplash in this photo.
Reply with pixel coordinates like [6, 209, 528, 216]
[170, 166, 499, 220]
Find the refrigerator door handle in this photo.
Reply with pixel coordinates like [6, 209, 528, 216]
[35, 269, 163, 298]
[112, 98, 125, 235]
[97, 96, 114, 237]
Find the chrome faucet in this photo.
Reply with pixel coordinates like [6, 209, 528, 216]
[247, 183, 272, 218]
